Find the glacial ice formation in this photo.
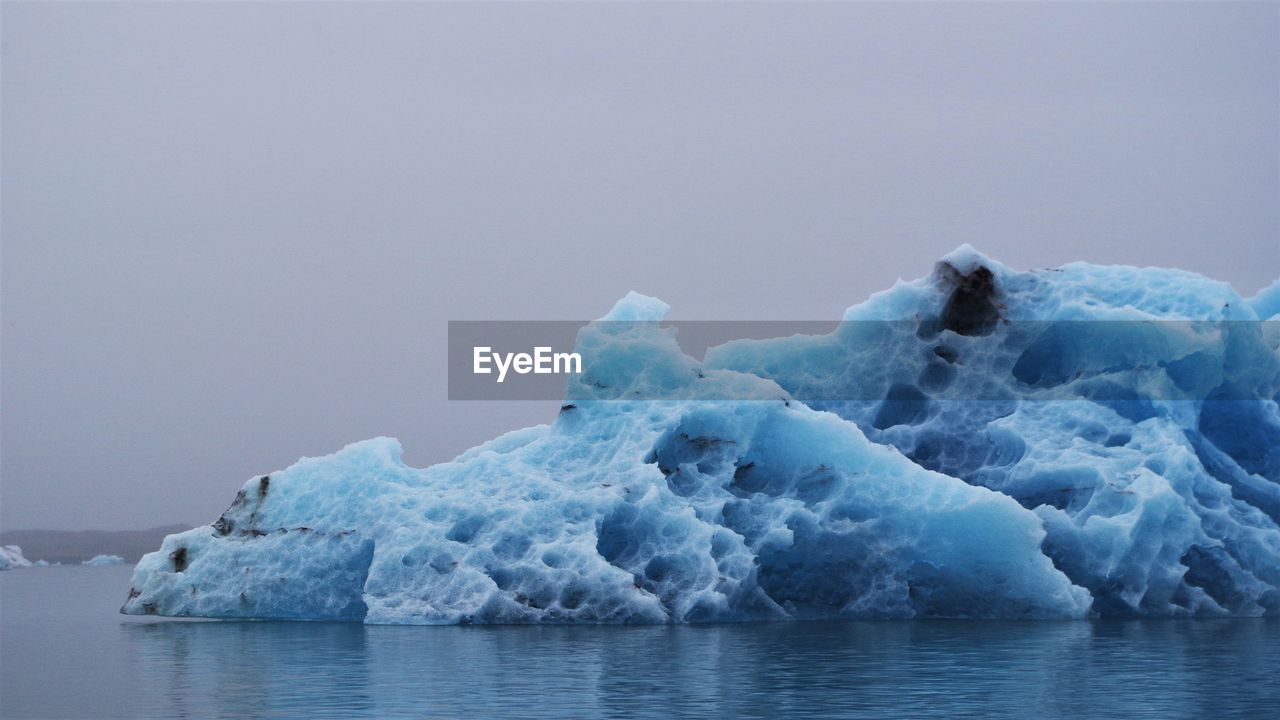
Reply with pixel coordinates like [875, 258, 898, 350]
[1, 545, 34, 571]
[123, 248, 1280, 622]
[84, 554, 126, 567]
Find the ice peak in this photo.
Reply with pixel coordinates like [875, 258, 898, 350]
[602, 291, 670, 322]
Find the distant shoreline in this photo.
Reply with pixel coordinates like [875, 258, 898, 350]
[0, 525, 192, 564]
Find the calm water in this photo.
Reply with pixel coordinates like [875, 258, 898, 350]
[2, 565, 1278, 719]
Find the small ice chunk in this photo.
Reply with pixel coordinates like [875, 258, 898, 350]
[84, 554, 126, 566]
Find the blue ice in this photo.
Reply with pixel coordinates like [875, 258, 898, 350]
[122, 248, 1280, 622]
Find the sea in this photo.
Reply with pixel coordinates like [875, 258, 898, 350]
[2, 564, 1278, 719]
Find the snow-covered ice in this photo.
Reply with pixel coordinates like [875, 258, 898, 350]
[123, 248, 1280, 622]
[1, 545, 35, 570]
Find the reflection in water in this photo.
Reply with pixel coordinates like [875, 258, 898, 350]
[124, 622, 374, 718]
[4, 569, 1276, 719]
[121, 619, 1280, 719]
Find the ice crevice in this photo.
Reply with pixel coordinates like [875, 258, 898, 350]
[122, 246, 1280, 622]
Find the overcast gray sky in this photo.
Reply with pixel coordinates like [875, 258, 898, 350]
[3, 1, 1278, 531]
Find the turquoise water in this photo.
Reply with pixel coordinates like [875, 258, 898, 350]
[3, 565, 1278, 719]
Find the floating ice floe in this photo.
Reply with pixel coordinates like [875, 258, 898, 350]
[1, 545, 35, 571]
[84, 554, 126, 567]
[123, 248, 1280, 622]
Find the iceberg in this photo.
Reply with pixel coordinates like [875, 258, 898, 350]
[123, 248, 1280, 622]
[1, 545, 34, 571]
[84, 554, 126, 567]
